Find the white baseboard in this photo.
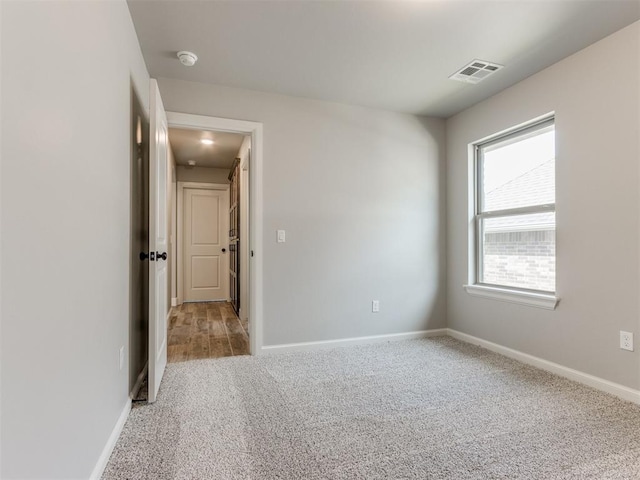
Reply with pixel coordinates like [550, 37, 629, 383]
[447, 329, 640, 405]
[89, 399, 131, 480]
[260, 328, 448, 354]
[130, 362, 148, 399]
[171, 297, 178, 307]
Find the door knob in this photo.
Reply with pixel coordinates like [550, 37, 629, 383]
[139, 252, 149, 261]
[221, 248, 226, 253]
[156, 252, 167, 261]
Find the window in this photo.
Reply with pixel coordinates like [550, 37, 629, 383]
[466, 116, 558, 309]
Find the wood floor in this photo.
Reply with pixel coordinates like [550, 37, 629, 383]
[167, 302, 249, 362]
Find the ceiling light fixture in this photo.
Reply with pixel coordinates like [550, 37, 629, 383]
[200, 139, 214, 145]
[187, 160, 197, 166]
[177, 51, 198, 67]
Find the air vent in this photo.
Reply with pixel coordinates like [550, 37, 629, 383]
[449, 59, 504, 84]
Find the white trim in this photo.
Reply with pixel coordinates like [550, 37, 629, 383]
[472, 112, 556, 147]
[468, 113, 557, 293]
[486, 224, 554, 233]
[447, 329, 640, 405]
[260, 329, 448, 354]
[167, 112, 260, 136]
[171, 297, 178, 307]
[467, 143, 477, 285]
[89, 399, 131, 480]
[177, 181, 230, 305]
[177, 181, 228, 191]
[464, 284, 559, 310]
[239, 145, 250, 323]
[167, 112, 264, 356]
[249, 125, 264, 358]
[130, 362, 148, 399]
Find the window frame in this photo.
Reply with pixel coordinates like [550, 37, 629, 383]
[466, 115, 559, 309]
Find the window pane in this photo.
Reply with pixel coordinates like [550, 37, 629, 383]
[481, 126, 555, 212]
[480, 212, 555, 292]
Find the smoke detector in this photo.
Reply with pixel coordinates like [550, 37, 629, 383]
[177, 51, 198, 67]
[449, 59, 503, 84]
[187, 160, 197, 167]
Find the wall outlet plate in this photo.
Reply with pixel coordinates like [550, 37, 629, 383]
[372, 300, 380, 313]
[620, 331, 633, 351]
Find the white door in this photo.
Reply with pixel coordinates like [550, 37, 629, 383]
[148, 79, 169, 403]
[184, 188, 229, 302]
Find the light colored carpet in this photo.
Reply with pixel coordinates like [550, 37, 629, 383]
[103, 337, 640, 479]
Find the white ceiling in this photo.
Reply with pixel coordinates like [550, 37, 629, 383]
[128, 1, 640, 118]
[168, 128, 245, 168]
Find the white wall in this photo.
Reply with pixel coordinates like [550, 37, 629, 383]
[446, 22, 640, 389]
[169, 148, 177, 308]
[171, 164, 178, 304]
[1, 1, 150, 478]
[158, 78, 447, 346]
[176, 165, 230, 184]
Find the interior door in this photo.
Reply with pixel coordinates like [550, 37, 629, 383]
[148, 79, 169, 403]
[184, 188, 229, 302]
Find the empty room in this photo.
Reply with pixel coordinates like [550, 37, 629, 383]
[1, 0, 640, 479]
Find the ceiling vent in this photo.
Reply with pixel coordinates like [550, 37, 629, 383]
[449, 60, 503, 84]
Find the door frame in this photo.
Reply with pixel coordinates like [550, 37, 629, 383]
[167, 111, 264, 356]
[177, 182, 230, 305]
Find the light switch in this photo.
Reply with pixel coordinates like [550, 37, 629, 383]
[277, 230, 286, 243]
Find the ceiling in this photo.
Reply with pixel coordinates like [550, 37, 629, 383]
[128, 1, 640, 118]
[168, 128, 245, 169]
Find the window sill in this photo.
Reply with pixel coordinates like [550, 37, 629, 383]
[463, 284, 559, 310]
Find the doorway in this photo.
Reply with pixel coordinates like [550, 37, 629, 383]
[138, 90, 264, 403]
[129, 87, 150, 397]
[167, 121, 256, 359]
[161, 112, 263, 357]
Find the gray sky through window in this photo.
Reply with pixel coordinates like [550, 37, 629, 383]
[484, 130, 555, 194]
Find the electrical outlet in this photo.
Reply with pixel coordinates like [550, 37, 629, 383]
[119, 346, 125, 370]
[620, 331, 634, 351]
[372, 300, 380, 313]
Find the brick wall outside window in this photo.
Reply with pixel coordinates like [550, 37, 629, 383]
[482, 229, 555, 292]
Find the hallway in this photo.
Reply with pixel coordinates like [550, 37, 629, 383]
[167, 302, 249, 362]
